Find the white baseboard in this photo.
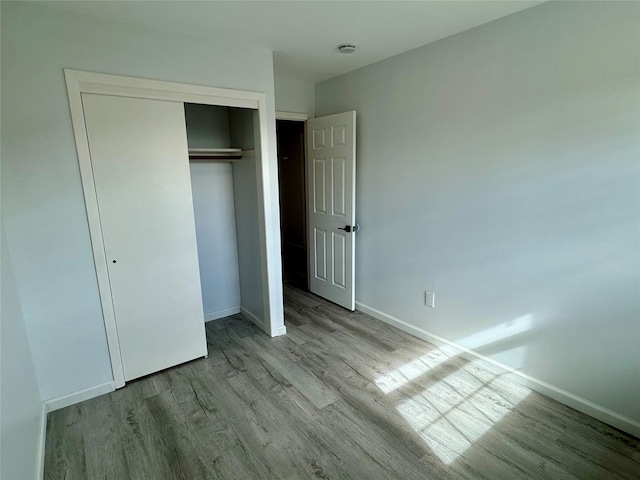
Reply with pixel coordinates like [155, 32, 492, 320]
[355, 301, 640, 439]
[271, 324, 287, 337]
[241, 306, 264, 330]
[35, 381, 114, 479]
[44, 381, 115, 413]
[204, 305, 241, 322]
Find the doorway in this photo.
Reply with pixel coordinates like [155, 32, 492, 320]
[277, 118, 308, 290]
[276, 111, 358, 311]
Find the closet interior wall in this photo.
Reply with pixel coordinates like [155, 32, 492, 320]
[184, 103, 264, 324]
[228, 107, 265, 323]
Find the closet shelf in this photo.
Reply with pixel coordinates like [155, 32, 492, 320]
[188, 148, 243, 160]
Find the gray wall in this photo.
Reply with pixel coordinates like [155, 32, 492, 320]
[229, 107, 256, 150]
[189, 162, 241, 320]
[316, 1, 640, 421]
[233, 156, 265, 322]
[1, 1, 278, 400]
[230, 109, 266, 322]
[184, 103, 231, 149]
[274, 75, 315, 116]
[1, 225, 43, 480]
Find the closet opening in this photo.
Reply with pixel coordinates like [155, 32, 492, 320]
[184, 103, 267, 328]
[66, 70, 286, 388]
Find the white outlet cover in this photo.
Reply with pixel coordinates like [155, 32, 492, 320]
[425, 291, 435, 308]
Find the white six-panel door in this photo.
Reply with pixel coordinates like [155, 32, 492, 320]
[82, 93, 207, 381]
[306, 111, 356, 310]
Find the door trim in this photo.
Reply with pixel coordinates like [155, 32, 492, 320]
[65, 69, 285, 388]
[276, 111, 311, 121]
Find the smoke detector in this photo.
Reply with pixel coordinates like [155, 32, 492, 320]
[337, 43, 356, 54]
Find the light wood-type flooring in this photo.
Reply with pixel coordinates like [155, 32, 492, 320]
[44, 286, 640, 479]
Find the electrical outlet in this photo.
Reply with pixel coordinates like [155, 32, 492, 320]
[425, 291, 435, 308]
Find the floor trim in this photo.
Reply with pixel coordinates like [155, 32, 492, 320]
[271, 324, 287, 337]
[43, 381, 115, 413]
[204, 306, 241, 322]
[356, 301, 640, 439]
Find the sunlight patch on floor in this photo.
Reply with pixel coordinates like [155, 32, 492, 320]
[396, 372, 530, 464]
[374, 349, 451, 394]
[379, 314, 535, 464]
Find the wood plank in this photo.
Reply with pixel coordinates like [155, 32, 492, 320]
[242, 334, 339, 409]
[81, 394, 131, 480]
[44, 404, 87, 480]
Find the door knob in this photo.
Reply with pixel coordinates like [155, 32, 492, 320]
[338, 224, 360, 233]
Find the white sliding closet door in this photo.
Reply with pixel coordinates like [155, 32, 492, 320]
[82, 93, 207, 382]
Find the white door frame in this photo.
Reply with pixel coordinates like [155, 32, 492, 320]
[65, 69, 285, 388]
[276, 111, 311, 121]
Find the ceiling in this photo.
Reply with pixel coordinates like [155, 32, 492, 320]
[41, 1, 545, 83]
